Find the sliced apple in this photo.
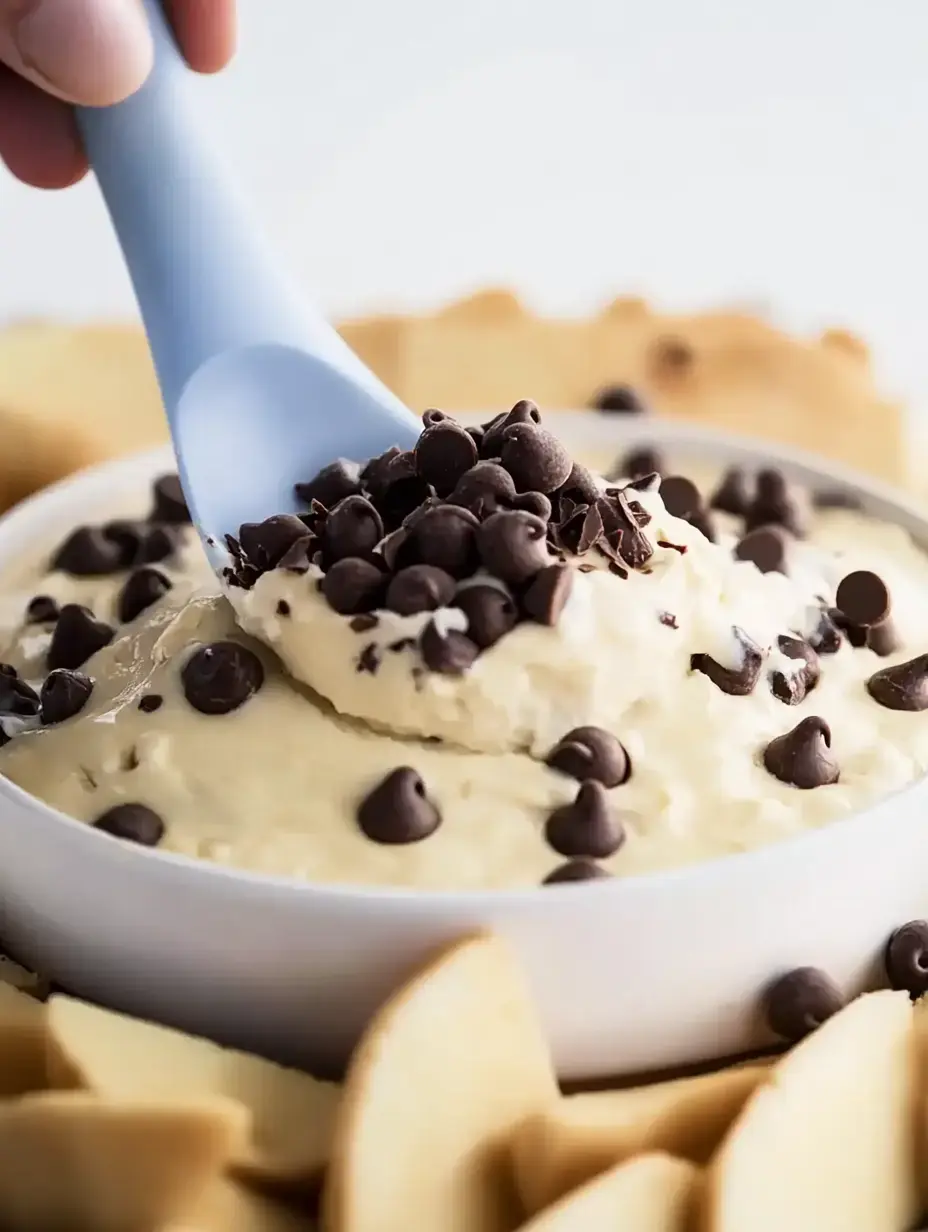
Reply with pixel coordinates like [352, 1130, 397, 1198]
[45, 994, 339, 1190]
[513, 1060, 768, 1215]
[323, 933, 559, 1232]
[513, 1153, 698, 1232]
[705, 991, 918, 1232]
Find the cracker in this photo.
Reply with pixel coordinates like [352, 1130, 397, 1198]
[166, 1177, 312, 1231]
[704, 991, 918, 1231]
[323, 933, 559, 1232]
[512, 1061, 768, 1215]
[513, 1152, 699, 1232]
[0, 1091, 246, 1232]
[45, 994, 340, 1190]
[0, 981, 49, 1097]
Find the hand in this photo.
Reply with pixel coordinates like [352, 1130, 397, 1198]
[0, 0, 236, 189]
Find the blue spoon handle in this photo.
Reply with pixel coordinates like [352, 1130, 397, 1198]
[74, 0, 388, 422]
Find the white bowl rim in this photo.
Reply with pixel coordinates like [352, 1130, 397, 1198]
[1, 418, 926, 908]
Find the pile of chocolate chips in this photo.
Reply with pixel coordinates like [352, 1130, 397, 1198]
[224, 403, 660, 677]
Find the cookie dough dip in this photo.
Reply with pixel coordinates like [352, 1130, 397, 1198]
[1, 405, 927, 891]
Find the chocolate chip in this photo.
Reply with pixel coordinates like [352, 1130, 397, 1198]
[51, 527, 124, 577]
[117, 567, 172, 624]
[770, 636, 820, 705]
[356, 767, 441, 844]
[277, 535, 316, 573]
[735, 526, 788, 575]
[357, 644, 382, 675]
[660, 476, 701, 521]
[415, 421, 479, 496]
[477, 510, 551, 584]
[181, 642, 264, 714]
[884, 920, 928, 997]
[454, 585, 518, 649]
[420, 620, 479, 675]
[149, 474, 191, 524]
[865, 620, 900, 657]
[543, 859, 612, 884]
[134, 523, 178, 566]
[615, 447, 664, 481]
[93, 803, 165, 847]
[808, 608, 843, 655]
[513, 491, 553, 521]
[405, 506, 479, 577]
[448, 462, 518, 519]
[47, 605, 114, 671]
[546, 726, 630, 788]
[138, 694, 163, 713]
[762, 967, 843, 1042]
[521, 564, 574, 626]
[0, 666, 39, 718]
[763, 716, 839, 788]
[385, 565, 456, 616]
[835, 570, 890, 628]
[744, 469, 806, 536]
[691, 627, 762, 696]
[421, 409, 449, 427]
[374, 452, 434, 529]
[294, 460, 361, 510]
[238, 515, 310, 573]
[320, 557, 386, 615]
[710, 467, 751, 517]
[276, 600, 290, 617]
[591, 385, 647, 414]
[545, 782, 625, 859]
[25, 595, 59, 624]
[557, 463, 600, 508]
[499, 424, 572, 494]
[322, 495, 384, 563]
[866, 655, 928, 712]
[480, 399, 542, 457]
[40, 669, 93, 725]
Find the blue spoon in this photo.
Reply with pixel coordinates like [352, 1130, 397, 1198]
[76, 0, 420, 569]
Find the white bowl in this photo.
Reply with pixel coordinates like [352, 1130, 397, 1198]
[0, 416, 927, 1082]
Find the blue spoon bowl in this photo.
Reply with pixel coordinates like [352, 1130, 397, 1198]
[76, 0, 421, 570]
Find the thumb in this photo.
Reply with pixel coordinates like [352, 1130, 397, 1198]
[0, 0, 153, 106]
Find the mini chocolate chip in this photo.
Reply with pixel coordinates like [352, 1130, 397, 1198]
[93, 802, 165, 847]
[477, 510, 551, 584]
[763, 967, 843, 1042]
[866, 655, 928, 712]
[521, 564, 574, 626]
[181, 642, 264, 715]
[454, 585, 518, 649]
[448, 462, 518, 519]
[420, 620, 479, 675]
[238, 515, 310, 572]
[866, 620, 900, 657]
[149, 474, 191, 524]
[40, 669, 93, 725]
[357, 767, 441, 844]
[735, 526, 788, 575]
[835, 570, 890, 628]
[659, 611, 679, 629]
[134, 524, 178, 566]
[770, 635, 820, 705]
[322, 495, 384, 563]
[590, 385, 647, 414]
[100, 520, 145, 568]
[349, 613, 380, 633]
[405, 505, 479, 577]
[321, 557, 386, 615]
[808, 608, 843, 655]
[499, 424, 572, 494]
[385, 565, 456, 616]
[543, 859, 612, 884]
[763, 716, 839, 788]
[25, 595, 59, 624]
[710, 467, 752, 517]
[884, 920, 928, 997]
[47, 605, 114, 671]
[546, 726, 630, 788]
[415, 421, 479, 496]
[277, 535, 316, 573]
[0, 667, 39, 718]
[51, 527, 124, 577]
[138, 694, 163, 713]
[480, 399, 542, 457]
[117, 567, 172, 624]
[615, 447, 664, 482]
[545, 782, 625, 859]
[276, 600, 291, 617]
[294, 459, 361, 510]
[373, 452, 434, 529]
[660, 476, 701, 521]
[357, 643, 382, 675]
[691, 627, 762, 696]
[744, 468, 806, 536]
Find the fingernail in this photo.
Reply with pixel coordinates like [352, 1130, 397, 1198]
[13, 0, 152, 105]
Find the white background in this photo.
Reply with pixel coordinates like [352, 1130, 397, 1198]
[0, 0, 926, 402]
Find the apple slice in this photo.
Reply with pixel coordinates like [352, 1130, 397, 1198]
[705, 991, 918, 1232]
[513, 1061, 768, 1215]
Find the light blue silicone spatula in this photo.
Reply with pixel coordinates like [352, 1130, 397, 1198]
[75, 0, 420, 569]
